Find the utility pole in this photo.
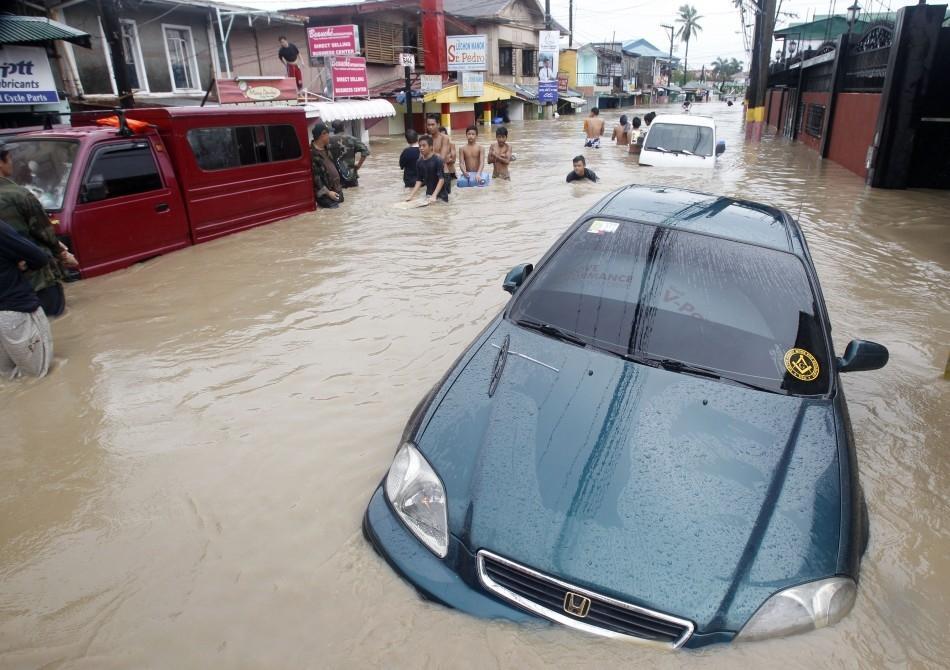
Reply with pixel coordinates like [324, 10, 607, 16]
[569, 0, 573, 46]
[661, 24, 675, 88]
[402, 24, 414, 132]
[545, 0, 551, 30]
[746, 0, 777, 141]
[99, 0, 134, 108]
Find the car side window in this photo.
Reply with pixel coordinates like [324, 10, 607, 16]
[81, 142, 163, 201]
[187, 125, 302, 171]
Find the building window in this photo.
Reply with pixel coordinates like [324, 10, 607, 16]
[162, 24, 201, 91]
[186, 125, 302, 171]
[119, 20, 148, 92]
[499, 46, 513, 75]
[805, 104, 825, 138]
[522, 49, 536, 77]
[363, 20, 401, 64]
[82, 142, 162, 201]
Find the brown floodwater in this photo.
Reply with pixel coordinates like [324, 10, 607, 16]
[1, 103, 948, 669]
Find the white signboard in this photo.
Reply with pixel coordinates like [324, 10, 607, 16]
[0, 46, 60, 105]
[460, 71, 484, 97]
[446, 34, 487, 72]
[537, 30, 560, 82]
[420, 74, 442, 93]
[399, 53, 415, 68]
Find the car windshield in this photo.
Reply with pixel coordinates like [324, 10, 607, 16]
[509, 219, 831, 395]
[644, 123, 714, 156]
[5, 139, 79, 211]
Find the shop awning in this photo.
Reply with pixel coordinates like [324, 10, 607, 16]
[559, 95, 586, 106]
[0, 15, 91, 49]
[422, 82, 513, 104]
[302, 99, 396, 122]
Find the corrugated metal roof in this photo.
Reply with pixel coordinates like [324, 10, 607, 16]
[0, 14, 92, 48]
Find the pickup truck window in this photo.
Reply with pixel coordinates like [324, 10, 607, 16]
[82, 142, 163, 202]
[186, 124, 302, 171]
[6, 139, 78, 211]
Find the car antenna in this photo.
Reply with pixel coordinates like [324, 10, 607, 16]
[113, 107, 133, 137]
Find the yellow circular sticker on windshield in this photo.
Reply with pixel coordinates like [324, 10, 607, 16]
[784, 348, 820, 381]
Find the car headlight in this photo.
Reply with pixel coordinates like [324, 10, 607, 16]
[738, 577, 856, 641]
[385, 442, 448, 558]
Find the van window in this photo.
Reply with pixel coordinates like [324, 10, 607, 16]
[83, 142, 163, 200]
[644, 123, 715, 156]
[187, 125, 302, 171]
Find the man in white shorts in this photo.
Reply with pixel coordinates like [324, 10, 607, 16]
[0, 219, 53, 379]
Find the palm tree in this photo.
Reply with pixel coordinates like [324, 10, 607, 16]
[676, 5, 703, 86]
[712, 56, 728, 88]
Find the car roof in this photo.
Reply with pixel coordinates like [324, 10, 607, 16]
[592, 185, 805, 254]
[648, 114, 715, 128]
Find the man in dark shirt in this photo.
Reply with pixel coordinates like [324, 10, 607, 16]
[310, 123, 344, 208]
[405, 134, 447, 204]
[0, 219, 54, 378]
[399, 129, 421, 188]
[566, 155, 598, 183]
[278, 36, 303, 91]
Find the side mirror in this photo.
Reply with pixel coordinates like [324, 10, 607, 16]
[81, 174, 108, 203]
[837, 339, 888, 373]
[503, 263, 533, 294]
[715, 140, 726, 156]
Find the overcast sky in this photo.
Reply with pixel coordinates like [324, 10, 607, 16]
[243, 0, 924, 70]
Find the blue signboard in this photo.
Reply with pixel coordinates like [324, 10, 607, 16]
[538, 80, 558, 103]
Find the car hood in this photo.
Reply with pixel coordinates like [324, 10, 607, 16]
[416, 320, 841, 632]
[638, 149, 716, 168]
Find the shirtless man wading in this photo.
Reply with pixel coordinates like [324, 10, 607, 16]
[583, 108, 605, 148]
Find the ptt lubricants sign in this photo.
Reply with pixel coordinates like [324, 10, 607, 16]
[0, 46, 60, 105]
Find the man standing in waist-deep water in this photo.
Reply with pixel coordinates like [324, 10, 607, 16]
[278, 36, 303, 91]
[583, 108, 605, 148]
[310, 124, 344, 209]
[329, 120, 370, 187]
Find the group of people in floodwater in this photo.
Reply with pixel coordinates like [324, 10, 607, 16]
[569, 107, 660, 184]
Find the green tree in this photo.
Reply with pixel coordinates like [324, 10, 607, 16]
[712, 56, 744, 91]
[676, 5, 704, 86]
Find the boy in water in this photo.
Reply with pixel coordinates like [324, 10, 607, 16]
[406, 134, 447, 203]
[566, 155, 598, 182]
[399, 129, 421, 187]
[438, 127, 457, 195]
[612, 114, 630, 145]
[628, 116, 644, 155]
[458, 125, 488, 186]
[487, 126, 512, 180]
[583, 108, 605, 148]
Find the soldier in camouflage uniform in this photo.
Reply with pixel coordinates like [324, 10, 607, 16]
[329, 120, 370, 187]
[310, 124, 344, 209]
[0, 145, 78, 317]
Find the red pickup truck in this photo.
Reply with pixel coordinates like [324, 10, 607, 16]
[3, 106, 315, 278]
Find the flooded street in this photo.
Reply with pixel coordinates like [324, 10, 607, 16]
[1, 103, 948, 669]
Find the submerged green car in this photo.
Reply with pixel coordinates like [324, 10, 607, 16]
[363, 185, 888, 648]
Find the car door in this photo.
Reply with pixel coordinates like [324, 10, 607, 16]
[71, 139, 189, 277]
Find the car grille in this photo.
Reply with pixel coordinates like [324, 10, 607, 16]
[476, 550, 694, 648]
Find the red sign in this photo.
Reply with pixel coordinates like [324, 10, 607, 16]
[331, 56, 368, 98]
[216, 77, 298, 104]
[557, 73, 569, 92]
[307, 25, 359, 57]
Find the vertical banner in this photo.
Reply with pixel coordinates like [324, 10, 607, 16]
[0, 46, 60, 105]
[537, 30, 560, 82]
[331, 56, 368, 98]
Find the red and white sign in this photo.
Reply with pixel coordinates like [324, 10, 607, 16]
[216, 77, 298, 103]
[331, 56, 368, 98]
[307, 25, 359, 57]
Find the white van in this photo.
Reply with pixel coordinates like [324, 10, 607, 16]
[638, 114, 725, 168]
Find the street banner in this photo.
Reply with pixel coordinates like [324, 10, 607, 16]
[420, 74, 442, 92]
[538, 80, 558, 103]
[537, 30, 559, 83]
[331, 56, 368, 98]
[446, 35, 487, 71]
[460, 71, 484, 97]
[0, 46, 59, 105]
[557, 72, 568, 91]
[216, 77, 297, 103]
[308, 25, 359, 57]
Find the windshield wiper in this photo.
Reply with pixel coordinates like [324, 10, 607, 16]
[652, 146, 671, 153]
[639, 356, 777, 393]
[515, 319, 587, 347]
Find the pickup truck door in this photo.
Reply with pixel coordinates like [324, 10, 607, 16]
[71, 138, 189, 278]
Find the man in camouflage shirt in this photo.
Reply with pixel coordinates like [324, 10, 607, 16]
[310, 123, 343, 209]
[329, 120, 370, 187]
[0, 145, 78, 316]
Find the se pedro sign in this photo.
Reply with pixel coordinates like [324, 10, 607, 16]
[0, 46, 59, 105]
[446, 35, 487, 72]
